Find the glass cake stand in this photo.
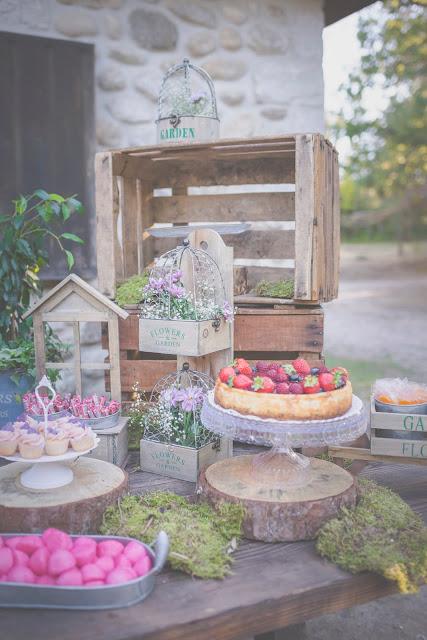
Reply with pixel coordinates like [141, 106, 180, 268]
[201, 391, 367, 489]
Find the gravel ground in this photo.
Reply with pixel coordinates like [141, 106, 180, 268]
[304, 242, 427, 640]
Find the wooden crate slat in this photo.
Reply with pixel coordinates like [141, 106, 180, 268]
[119, 177, 140, 279]
[114, 156, 296, 186]
[294, 134, 316, 301]
[150, 192, 295, 223]
[234, 312, 323, 352]
[371, 436, 427, 459]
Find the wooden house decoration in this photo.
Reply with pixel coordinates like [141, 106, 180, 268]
[23, 274, 129, 400]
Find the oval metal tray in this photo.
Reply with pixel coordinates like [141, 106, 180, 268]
[0, 531, 169, 610]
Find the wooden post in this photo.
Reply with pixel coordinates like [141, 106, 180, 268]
[108, 313, 121, 401]
[33, 311, 46, 381]
[72, 321, 82, 396]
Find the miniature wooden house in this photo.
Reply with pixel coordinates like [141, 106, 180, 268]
[23, 274, 129, 400]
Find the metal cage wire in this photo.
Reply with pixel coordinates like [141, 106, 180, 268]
[143, 363, 216, 448]
[157, 58, 218, 121]
[139, 239, 230, 322]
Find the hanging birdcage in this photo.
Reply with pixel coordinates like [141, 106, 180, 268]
[156, 58, 220, 144]
[139, 239, 233, 356]
[140, 363, 231, 481]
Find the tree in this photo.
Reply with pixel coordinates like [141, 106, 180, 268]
[334, 0, 427, 236]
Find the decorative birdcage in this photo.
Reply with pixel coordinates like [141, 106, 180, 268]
[139, 239, 233, 356]
[140, 363, 231, 481]
[156, 58, 220, 145]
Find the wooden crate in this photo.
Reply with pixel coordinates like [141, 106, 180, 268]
[96, 134, 340, 303]
[140, 437, 232, 482]
[105, 306, 324, 398]
[370, 398, 427, 460]
[84, 417, 129, 468]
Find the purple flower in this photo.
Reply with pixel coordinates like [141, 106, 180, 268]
[145, 277, 166, 293]
[167, 284, 186, 299]
[161, 388, 186, 408]
[222, 301, 234, 322]
[180, 388, 205, 412]
[1, 422, 14, 432]
[171, 269, 183, 283]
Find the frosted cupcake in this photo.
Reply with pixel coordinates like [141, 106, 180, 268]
[0, 427, 19, 456]
[45, 427, 69, 456]
[18, 433, 45, 459]
[70, 427, 95, 452]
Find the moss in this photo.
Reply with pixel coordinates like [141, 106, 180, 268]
[100, 492, 245, 579]
[316, 478, 427, 593]
[115, 273, 148, 307]
[255, 279, 294, 299]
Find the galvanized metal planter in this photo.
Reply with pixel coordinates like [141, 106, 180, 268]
[156, 58, 219, 145]
[140, 437, 232, 482]
[139, 317, 230, 356]
[0, 531, 169, 610]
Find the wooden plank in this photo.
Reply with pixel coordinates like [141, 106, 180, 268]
[294, 134, 315, 301]
[108, 314, 122, 401]
[119, 359, 176, 391]
[234, 313, 323, 352]
[42, 311, 109, 322]
[115, 155, 295, 186]
[329, 445, 427, 466]
[120, 177, 140, 279]
[331, 143, 340, 300]
[95, 151, 121, 297]
[33, 312, 46, 382]
[73, 321, 82, 396]
[371, 436, 427, 459]
[46, 362, 111, 371]
[150, 192, 295, 223]
[234, 296, 314, 307]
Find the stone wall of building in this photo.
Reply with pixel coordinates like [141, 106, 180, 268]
[1, 0, 325, 149]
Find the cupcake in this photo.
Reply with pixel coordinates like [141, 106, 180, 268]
[45, 428, 69, 456]
[0, 427, 19, 456]
[18, 433, 45, 459]
[70, 427, 95, 452]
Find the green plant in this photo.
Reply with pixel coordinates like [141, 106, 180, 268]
[101, 492, 245, 579]
[0, 189, 83, 341]
[255, 279, 294, 299]
[317, 478, 427, 594]
[115, 273, 149, 307]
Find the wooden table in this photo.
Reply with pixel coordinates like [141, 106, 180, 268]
[1, 448, 426, 640]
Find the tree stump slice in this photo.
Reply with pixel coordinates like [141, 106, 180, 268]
[198, 455, 357, 542]
[0, 458, 128, 534]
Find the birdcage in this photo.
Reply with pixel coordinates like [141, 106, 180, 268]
[139, 239, 233, 356]
[140, 363, 232, 481]
[156, 58, 220, 145]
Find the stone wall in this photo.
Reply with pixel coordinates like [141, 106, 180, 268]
[1, 0, 325, 149]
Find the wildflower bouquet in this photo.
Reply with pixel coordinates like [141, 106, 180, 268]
[144, 384, 215, 449]
[140, 269, 233, 323]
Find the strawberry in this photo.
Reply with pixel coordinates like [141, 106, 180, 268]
[233, 374, 253, 390]
[292, 358, 311, 376]
[319, 372, 335, 392]
[233, 358, 252, 376]
[275, 382, 290, 394]
[273, 368, 288, 383]
[318, 365, 330, 374]
[303, 375, 321, 394]
[330, 366, 349, 379]
[255, 361, 271, 373]
[289, 382, 304, 394]
[219, 367, 235, 385]
[283, 364, 297, 376]
[252, 376, 275, 393]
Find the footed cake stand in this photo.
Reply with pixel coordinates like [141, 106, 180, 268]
[200, 391, 367, 541]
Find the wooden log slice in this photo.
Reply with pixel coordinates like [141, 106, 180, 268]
[198, 455, 357, 542]
[0, 458, 128, 534]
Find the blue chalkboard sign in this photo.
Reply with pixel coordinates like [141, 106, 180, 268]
[0, 372, 32, 426]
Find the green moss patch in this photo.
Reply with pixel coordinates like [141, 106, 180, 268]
[101, 492, 245, 579]
[255, 279, 294, 299]
[317, 478, 427, 593]
[115, 273, 148, 307]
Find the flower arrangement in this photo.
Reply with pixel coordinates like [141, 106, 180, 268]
[143, 365, 215, 449]
[140, 268, 233, 323]
[168, 90, 212, 117]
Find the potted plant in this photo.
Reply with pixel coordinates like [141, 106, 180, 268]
[140, 364, 232, 482]
[0, 189, 83, 422]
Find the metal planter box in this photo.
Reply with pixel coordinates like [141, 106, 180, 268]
[139, 318, 231, 356]
[370, 397, 427, 460]
[157, 116, 219, 145]
[140, 437, 232, 482]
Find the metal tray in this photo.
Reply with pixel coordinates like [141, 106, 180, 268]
[0, 531, 169, 610]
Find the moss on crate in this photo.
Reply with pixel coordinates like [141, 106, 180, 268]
[255, 279, 294, 299]
[316, 478, 427, 594]
[115, 273, 148, 307]
[100, 492, 245, 579]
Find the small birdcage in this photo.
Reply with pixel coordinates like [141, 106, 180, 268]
[140, 363, 231, 481]
[156, 58, 220, 145]
[139, 239, 233, 356]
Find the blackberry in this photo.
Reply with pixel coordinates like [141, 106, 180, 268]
[289, 374, 300, 382]
[311, 367, 320, 375]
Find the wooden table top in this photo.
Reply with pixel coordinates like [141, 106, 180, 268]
[1, 450, 426, 640]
